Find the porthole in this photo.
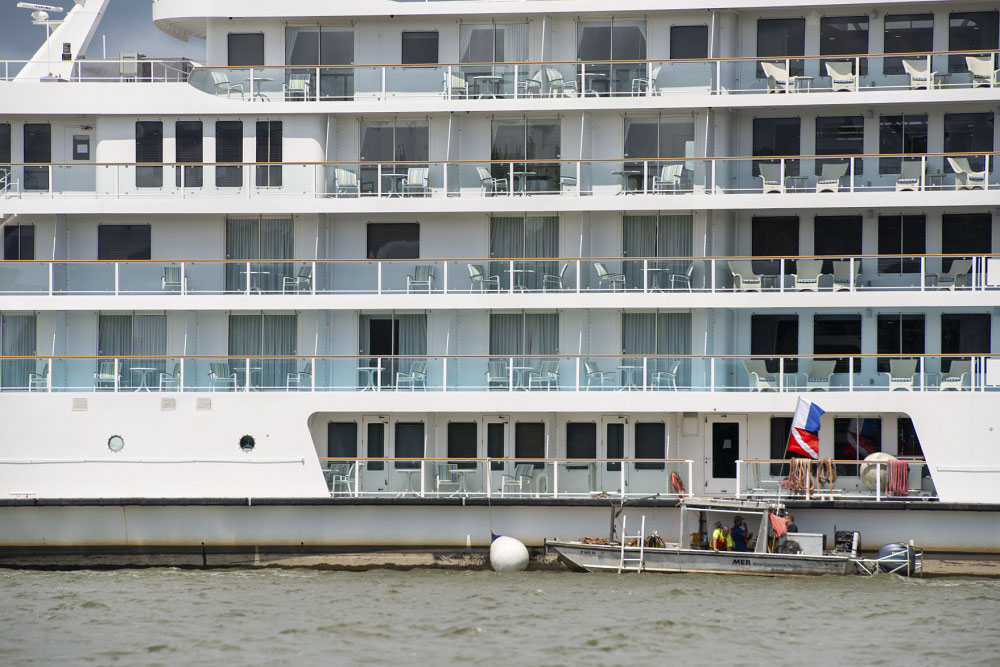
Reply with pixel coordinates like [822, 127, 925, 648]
[108, 435, 125, 452]
[239, 435, 255, 452]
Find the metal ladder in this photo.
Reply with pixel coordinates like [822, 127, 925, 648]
[618, 514, 645, 573]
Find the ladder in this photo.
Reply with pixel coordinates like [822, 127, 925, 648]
[618, 514, 645, 573]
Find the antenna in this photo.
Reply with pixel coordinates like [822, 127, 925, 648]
[17, 2, 66, 75]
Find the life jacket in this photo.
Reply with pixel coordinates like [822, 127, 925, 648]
[712, 528, 727, 550]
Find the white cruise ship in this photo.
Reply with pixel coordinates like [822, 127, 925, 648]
[1, 0, 999, 554]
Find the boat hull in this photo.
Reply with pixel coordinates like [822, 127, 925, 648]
[548, 541, 856, 576]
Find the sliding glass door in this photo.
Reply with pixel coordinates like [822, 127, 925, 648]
[621, 312, 692, 387]
[359, 120, 429, 194]
[358, 313, 427, 388]
[622, 215, 693, 289]
[225, 217, 293, 293]
[228, 313, 297, 390]
[490, 118, 560, 192]
[577, 20, 646, 95]
[0, 314, 36, 390]
[285, 25, 355, 99]
[489, 216, 558, 290]
[97, 314, 167, 388]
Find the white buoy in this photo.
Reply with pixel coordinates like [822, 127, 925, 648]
[489, 535, 529, 572]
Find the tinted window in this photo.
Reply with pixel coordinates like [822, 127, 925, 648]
[751, 216, 798, 274]
[814, 315, 861, 373]
[897, 418, 924, 458]
[3, 225, 34, 261]
[515, 422, 545, 467]
[175, 120, 203, 188]
[367, 422, 385, 471]
[634, 422, 664, 470]
[757, 19, 804, 77]
[944, 113, 994, 171]
[135, 121, 163, 188]
[941, 314, 991, 354]
[815, 115, 863, 175]
[834, 418, 882, 462]
[448, 422, 477, 469]
[814, 215, 862, 272]
[606, 422, 624, 472]
[97, 224, 151, 260]
[487, 423, 504, 470]
[566, 422, 597, 459]
[877, 314, 925, 373]
[949, 12, 999, 73]
[0, 123, 9, 163]
[367, 223, 419, 259]
[752, 117, 800, 176]
[751, 314, 798, 373]
[942, 213, 992, 271]
[670, 25, 708, 59]
[215, 121, 243, 188]
[228, 33, 264, 67]
[770, 417, 794, 476]
[22, 123, 50, 191]
[394, 422, 424, 469]
[883, 15, 933, 75]
[878, 215, 925, 274]
[401, 31, 438, 64]
[879, 115, 927, 174]
[255, 120, 282, 187]
[327, 422, 358, 459]
[820, 16, 869, 57]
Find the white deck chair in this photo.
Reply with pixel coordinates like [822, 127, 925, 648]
[816, 163, 848, 193]
[884, 358, 918, 391]
[825, 61, 857, 92]
[946, 157, 987, 190]
[743, 359, 778, 391]
[804, 360, 836, 391]
[935, 259, 972, 290]
[831, 260, 860, 292]
[761, 61, 792, 93]
[758, 163, 784, 193]
[965, 55, 998, 88]
[791, 259, 824, 291]
[902, 59, 936, 90]
[895, 161, 923, 191]
[939, 360, 971, 391]
[729, 260, 764, 292]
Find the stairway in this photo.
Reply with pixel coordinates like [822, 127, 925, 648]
[618, 514, 645, 573]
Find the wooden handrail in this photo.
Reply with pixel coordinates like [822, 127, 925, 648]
[317, 457, 690, 462]
[0, 353, 989, 360]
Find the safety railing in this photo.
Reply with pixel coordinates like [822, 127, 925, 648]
[1, 153, 995, 201]
[183, 49, 1000, 101]
[3, 253, 1000, 296]
[1, 354, 995, 394]
[0, 58, 194, 83]
[317, 457, 693, 499]
[736, 459, 938, 502]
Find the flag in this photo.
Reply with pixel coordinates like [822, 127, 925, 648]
[786, 397, 825, 459]
[769, 513, 787, 537]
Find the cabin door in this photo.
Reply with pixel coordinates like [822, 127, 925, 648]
[599, 417, 628, 495]
[704, 415, 746, 495]
[361, 416, 389, 492]
[63, 125, 94, 192]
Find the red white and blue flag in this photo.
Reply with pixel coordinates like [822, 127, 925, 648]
[786, 397, 825, 459]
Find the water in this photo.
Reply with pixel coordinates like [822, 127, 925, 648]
[1, 568, 998, 665]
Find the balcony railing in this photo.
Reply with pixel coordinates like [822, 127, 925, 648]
[0, 58, 194, 83]
[2, 254, 998, 296]
[736, 459, 937, 502]
[2, 153, 995, 200]
[2, 354, 995, 393]
[183, 49, 1000, 101]
[317, 457, 693, 499]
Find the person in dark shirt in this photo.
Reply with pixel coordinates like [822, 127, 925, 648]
[785, 514, 799, 533]
[731, 516, 749, 552]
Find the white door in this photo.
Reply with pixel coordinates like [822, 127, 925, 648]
[361, 415, 389, 493]
[63, 126, 94, 192]
[600, 416, 628, 495]
[483, 417, 509, 495]
[704, 415, 747, 495]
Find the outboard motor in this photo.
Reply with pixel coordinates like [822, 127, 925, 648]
[877, 542, 921, 576]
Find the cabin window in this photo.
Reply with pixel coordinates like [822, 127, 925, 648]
[750, 315, 798, 374]
[815, 116, 863, 175]
[3, 224, 34, 260]
[228, 33, 264, 67]
[255, 121, 282, 187]
[751, 117, 800, 177]
[366, 222, 419, 260]
[897, 418, 924, 458]
[623, 116, 695, 160]
[367, 422, 385, 471]
[489, 313, 559, 356]
[878, 115, 927, 174]
[98, 224, 150, 260]
[227, 313, 297, 389]
[877, 315, 925, 373]
[941, 213, 992, 272]
[96, 314, 166, 389]
[819, 16, 869, 76]
[224, 217, 293, 292]
[942, 314, 991, 363]
[0, 314, 37, 390]
[175, 120, 203, 187]
[834, 418, 882, 466]
[358, 120, 428, 194]
[814, 215, 862, 273]
[622, 214, 693, 290]
[135, 120, 163, 188]
[943, 113, 994, 172]
[606, 423, 624, 472]
[621, 312, 692, 386]
[448, 422, 478, 469]
[490, 117, 561, 192]
[22, 123, 50, 191]
[460, 23, 529, 63]
[634, 423, 664, 470]
[948, 12, 999, 73]
[878, 215, 925, 274]
[514, 422, 545, 468]
[0, 123, 9, 164]
[285, 26, 355, 99]
[756, 18, 804, 77]
[813, 315, 861, 374]
[358, 313, 426, 389]
[576, 20, 646, 95]
[566, 423, 597, 460]
[883, 14, 933, 75]
[489, 215, 558, 291]
[769, 417, 794, 476]
[751, 216, 798, 275]
[327, 422, 358, 460]
[215, 120, 243, 188]
[401, 31, 438, 64]
[670, 25, 708, 59]
[394, 422, 424, 469]
[487, 423, 505, 470]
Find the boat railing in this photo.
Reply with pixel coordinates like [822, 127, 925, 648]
[0, 58, 194, 83]
[316, 456, 694, 499]
[0, 354, 995, 394]
[181, 49, 1000, 100]
[736, 459, 938, 502]
[0, 152, 995, 200]
[1, 253, 997, 295]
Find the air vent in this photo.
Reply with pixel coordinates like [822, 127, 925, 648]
[195, 398, 212, 411]
[160, 397, 177, 411]
[682, 412, 697, 418]
[72, 398, 88, 412]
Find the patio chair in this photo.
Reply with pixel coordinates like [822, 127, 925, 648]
[283, 73, 312, 101]
[761, 61, 793, 93]
[825, 61, 858, 92]
[583, 361, 615, 390]
[446, 72, 469, 98]
[935, 259, 972, 290]
[594, 262, 626, 291]
[946, 157, 987, 190]
[93, 360, 119, 391]
[333, 168, 360, 197]
[901, 59, 936, 90]
[208, 362, 237, 391]
[652, 164, 684, 193]
[161, 265, 185, 291]
[670, 264, 695, 290]
[396, 359, 427, 390]
[631, 64, 662, 95]
[402, 167, 429, 196]
[651, 360, 680, 390]
[939, 360, 971, 391]
[518, 68, 545, 96]
[210, 71, 244, 98]
[804, 360, 836, 391]
[486, 359, 510, 390]
[286, 362, 312, 391]
[758, 163, 784, 193]
[159, 363, 180, 391]
[744, 359, 778, 391]
[831, 260, 860, 292]
[28, 362, 48, 392]
[477, 166, 507, 196]
[528, 360, 560, 390]
[282, 265, 313, 293]
[468, 263, 500, 292]
[894, 160, 923, 191]
[966, 55, 999, 88]
[328, 462, 355, 495]
[884, 358, 919, 391]
[544, 67, 577, 97]
[816, 163, 848, 193]
[542, 263, 568, 292]
[435, 463, 461, 494]
[406, 265, 434, 293]
[501, 463, 534, 495]
[728, 260, 764, 292]
[791, 259, 825, 291]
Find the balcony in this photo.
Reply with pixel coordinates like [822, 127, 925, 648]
[1, 255, 996, 297]
[737, 459, 937, 502]
[0, 58, 194, 83]
[3, 354, 994, 393]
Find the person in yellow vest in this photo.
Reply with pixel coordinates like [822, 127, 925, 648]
[711, 522, 732, 551]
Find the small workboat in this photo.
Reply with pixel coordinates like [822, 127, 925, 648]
[546, 498, 920, 577]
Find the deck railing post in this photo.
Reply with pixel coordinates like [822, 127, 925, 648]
[442, 356, 447, 393]
[875, 462, 882, 501]
[919, 356, 925, 391]
[642, 356, 648, 391]
[920, 256, 925, 292]
[376, 357, 382, 392]
[354, 460, 360, 498]
[114, 262, 120, 295]
[711, 258, 715, 292]
[113, 358, 119, 392]
[508, 259, 514, 294]
[576, 259, 581, 293]
[245, 358, 251, 392]
[779, 357, 784, 392]
[779, 258, 784, 293]
[311, 357, 316, 392]
[377, 261, 383, 295]
[575, 357, 580, 392]
[643, 258, 648, 292]
[485, 458, 492, 498]
[420, 460, 426, 498]
[47, 357, 53, 392]
[442, 261, 448, 295]
[736, 461, 742, 499]
[849, 257, 855, 291]
[553, 461, 558, 499]
[245, 261, 251, 295]
[620, 458, 626, 497]
[508, 356, 514, 392]
[849, 356, 854, 391]
[311, 261, 317, 295]
[48, 262, 53, 296]
[181, 262, 187, 295]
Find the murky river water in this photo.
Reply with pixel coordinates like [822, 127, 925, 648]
[1, 568, 997, 665]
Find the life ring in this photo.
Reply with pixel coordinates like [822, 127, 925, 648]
[670, 472, 686, 496]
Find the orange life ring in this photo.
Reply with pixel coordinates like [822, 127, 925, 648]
[671, 472, 686, 496]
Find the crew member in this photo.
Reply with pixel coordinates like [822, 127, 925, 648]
[785, 514, 799, 533]
[711, 522, 727, 551]
[731, 516, 749, 552]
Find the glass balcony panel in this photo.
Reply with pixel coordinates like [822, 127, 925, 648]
[385, 65, 446, 96]
[118, 261, 182, 293]
[0, 261, 47, 293]
[61, 262, 114, 294]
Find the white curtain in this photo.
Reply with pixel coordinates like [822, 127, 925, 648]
[490, 312, 558, 356]
[623, 215, 657, 288]
[490, 216, 558, 289]
[1, 314, 36, 389]
[622, 312, 691, 385]
[229, 313, 296, 388]
[97, 313, 165, 387]
[489, 313, 522, 356]
[623, 215, 693, 289]
[226, 217, 293, 292]
[504, 23, 529, 62]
